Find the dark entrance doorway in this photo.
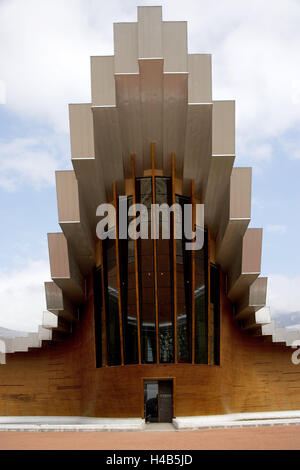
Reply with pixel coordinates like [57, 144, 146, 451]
[144, 380, 173, 423]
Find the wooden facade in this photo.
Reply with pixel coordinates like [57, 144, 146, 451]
[1, 270, 300, 417]
[1, 6, 297, 419]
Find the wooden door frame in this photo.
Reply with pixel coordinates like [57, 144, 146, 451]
[141, 377, 176, 420]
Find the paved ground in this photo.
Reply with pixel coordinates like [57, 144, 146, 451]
[0, 425, 300, 450]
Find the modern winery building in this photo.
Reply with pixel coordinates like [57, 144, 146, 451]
[1, 6, 300, 423]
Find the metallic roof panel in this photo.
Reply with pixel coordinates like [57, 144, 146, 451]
[188, 54, 212, 103]
[92, 106, 124, 200]
[212, 100, 235, 155]
[69, 104, 95, 158]
[139, 58, 164, 170]
[204, 154, 235, 236]
[163, 21, 187, 73]
[114, 22, 138, 74]
[138, 6, 162, 59]
[183, 103, 212, 196]
[91, 56, 116, 106]
[163, 73, 188, 176]
[115, 74, 143, 177]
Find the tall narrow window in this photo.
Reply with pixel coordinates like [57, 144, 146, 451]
[119, 196, 139, 364]
[194, 230, 208, 364]
[176, 195, 192, 363]
[155, 177, 174, 363]
[93, 266, 102, 368]
[136, 178, 156, 363]
[103, 234, 121, 366]
[210, 263, 220, 365]
[98, 177, 217, 367]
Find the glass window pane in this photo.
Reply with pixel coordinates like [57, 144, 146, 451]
[93, 266, 102, 368]
[176, 195, 192, 363]
[120, 239, 139, 365]
[136, 178, 157, 363]
[211, 263, 220, 365]
[119, 196, 139, 365]
[103, 235, 121, 366]
[156, 178, 174, 363]
[194, 229, 208, 364]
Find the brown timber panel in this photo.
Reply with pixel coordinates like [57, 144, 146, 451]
[1, 272, 300, 417]
[207, 228, 212, 364]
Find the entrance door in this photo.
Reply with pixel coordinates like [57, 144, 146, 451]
[144, 380, 173, 423]
[158, 380, 173, 423]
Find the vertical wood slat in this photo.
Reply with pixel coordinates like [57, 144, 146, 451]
[140, 377, 145, 418]
[151, 142, 160, 365]
[99, 240, 108, 366]
[191, 179, 195, 364]
[94, 241, 101, 368]
[173, 377, 176, 418]
[113, 181, 124, 366]
[131, 153, 142, 364]
[207, 227, 212, 365]
[219, 267, 223, 367]
[171, 153, 178, 364]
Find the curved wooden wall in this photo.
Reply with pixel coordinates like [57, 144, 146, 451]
[1, 271, 300, 417]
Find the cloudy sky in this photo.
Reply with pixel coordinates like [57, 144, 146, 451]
[0, 0, 300, 331]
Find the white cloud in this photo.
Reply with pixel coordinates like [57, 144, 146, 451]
[0, 136, 65, 190]
[0, 0, 299, 331]
[0, 0, 128, 133]
[0, 80, 6, 104]
[280, 138, 300, 160]
[0, 258, 50, 332]
[267, 274, 300, 317]
[266, 225, 287, 235]
[252, 196, 266, 210]
[0, 0, 299, 148]
[161, 0, 300, 165]
[236, 140, 273, 173]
